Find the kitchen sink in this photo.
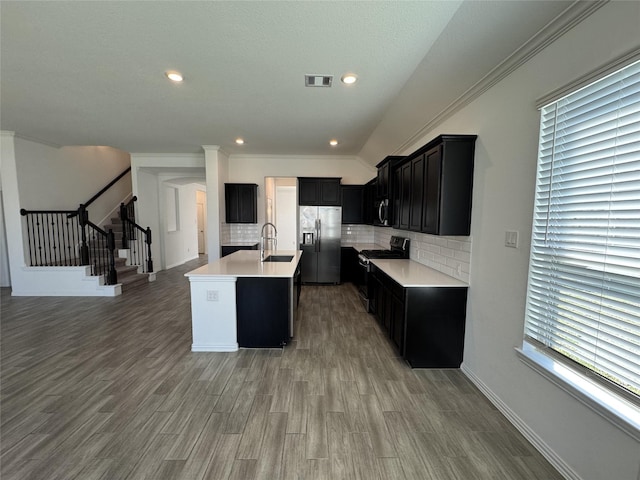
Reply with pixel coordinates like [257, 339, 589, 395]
[263, 255, 294, 262]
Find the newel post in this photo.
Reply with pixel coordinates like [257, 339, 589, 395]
[106, 228, 118, 285]
[119, 202, 128, 249]
[78, 204, 90, 265]
[145, 227, 153, 273]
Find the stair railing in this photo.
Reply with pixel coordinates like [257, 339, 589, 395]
[119, 199, 153, 273]
[20, 204, 118, 285]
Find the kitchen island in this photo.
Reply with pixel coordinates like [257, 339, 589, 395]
[185, 249, 302, 352]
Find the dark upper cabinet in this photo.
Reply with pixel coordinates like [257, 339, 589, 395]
[397, 162, 411, 230]
[298, 177, 341, 205]
[421, 136, 476, 235]
[364, 178, 376, 225]
[225, 183, 257, 223]
[376, 155, 403, 200]
[393, 134, 476, 235]
[341, 185, 365, 224]
[409, 155, 425, 231]
[422, 145, 442, 234]
[377, 161, 390, 199]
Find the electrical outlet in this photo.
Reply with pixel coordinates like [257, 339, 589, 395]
[207, 290, 219, 302]
[505, 230, 519, 248]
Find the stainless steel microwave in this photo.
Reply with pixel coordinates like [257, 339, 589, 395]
[374, 199, 389, 226]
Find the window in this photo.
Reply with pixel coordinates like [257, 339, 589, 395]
[522, 59, 640, 425]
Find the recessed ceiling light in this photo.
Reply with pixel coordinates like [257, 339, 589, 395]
[341, 73, 358, 85]
[235, 138, 245, 145]
[329, 139, 338, 146]
[165, 71, 183, 82]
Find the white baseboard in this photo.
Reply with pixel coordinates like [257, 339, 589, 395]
[460, 363, 581, 480]
[192, 343, 238, 352]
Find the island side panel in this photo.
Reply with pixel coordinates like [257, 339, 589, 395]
[236, 277, 289, 347]
[188, 276, 239, 352]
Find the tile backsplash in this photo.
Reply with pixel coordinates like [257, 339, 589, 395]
[341, 224, 375, 244]
[223, 222, 470, 283]
[375, 227, 471, 283]
[224, 223, 260, 243]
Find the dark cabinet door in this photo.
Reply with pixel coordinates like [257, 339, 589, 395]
[298, 178, 341, 206]
[377, 161, 389, 199]
[364, 179, 376, 225]
[236, 277, 289, 347]
[319, 179, 341, 205]
[409, 155, 425, 231]
[390, 293, 405, 354]
[398, 162, 411, 230]
[422, 145, 442, 234]
[298, 178, 319, 205]
[225, 184, 257, 223]
[341, 185, 365, 224]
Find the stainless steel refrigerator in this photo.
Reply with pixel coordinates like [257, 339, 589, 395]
[299, 205, 341, 284]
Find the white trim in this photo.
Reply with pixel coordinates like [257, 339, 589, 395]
[536, 47, 640, 108]
[192, 343, 238, 352]
[460, 363, 583, 480]
[516, 342, 640, 441]
[393, 0, 608, 155]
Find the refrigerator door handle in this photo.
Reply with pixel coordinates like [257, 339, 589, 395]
[316, 218, 321, 252]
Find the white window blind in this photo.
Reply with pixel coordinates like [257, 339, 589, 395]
[524, 59, 640, 398]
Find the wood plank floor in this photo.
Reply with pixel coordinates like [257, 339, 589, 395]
[1, 256, 563, 479]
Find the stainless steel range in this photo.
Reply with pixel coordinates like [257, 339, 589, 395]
[357, 236, 410, 310]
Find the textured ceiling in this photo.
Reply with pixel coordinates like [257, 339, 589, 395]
[1, 1, 572, 160]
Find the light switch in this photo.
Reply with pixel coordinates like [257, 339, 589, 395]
[505, 230, 519, 248]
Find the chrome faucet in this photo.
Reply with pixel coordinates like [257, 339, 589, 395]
[260, 222, 278, 261]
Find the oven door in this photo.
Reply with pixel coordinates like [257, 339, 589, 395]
[357, 255, 370, 310]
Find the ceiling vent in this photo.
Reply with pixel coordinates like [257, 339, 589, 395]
[305, 75, 333, 87]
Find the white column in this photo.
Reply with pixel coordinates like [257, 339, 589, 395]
[0, 132, 25, 290]
[202, 145, 228, 261]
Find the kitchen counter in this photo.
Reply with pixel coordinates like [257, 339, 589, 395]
[371, 258, 468, 288]
[185, 250, 302, 352]
[186, 250, 302, 278]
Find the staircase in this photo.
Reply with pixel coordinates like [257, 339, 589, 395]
[19, 167, 154, 296]
[103, 215, 155, 291]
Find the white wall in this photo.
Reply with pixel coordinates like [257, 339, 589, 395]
[130, 153, 206, 271]
[0, 133, 130, 294]
[366, 3, 640, 479]
[228, 154, 376, 225]
[14, 140, 130, 224]
[162, 180, 200, 269]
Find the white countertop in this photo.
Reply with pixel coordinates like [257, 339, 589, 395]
[371, 259, 468, 288]
[185, 250, 302, 279]
[221, 242, 259, 247]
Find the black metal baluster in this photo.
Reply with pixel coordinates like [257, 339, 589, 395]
[25, 212, 34, 266]
[53, 213, 61, 265]
[36, 213, 44, 266]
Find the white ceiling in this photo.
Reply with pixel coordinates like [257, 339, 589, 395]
[1, 1, 573, 162]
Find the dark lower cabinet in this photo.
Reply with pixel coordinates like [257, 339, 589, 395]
[236, 277, 290, 347]
[221, 244, 258, 257]
[404, 287, 467, 367]
[340, 247, 361, 284]
[370, 265, 468, 367]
